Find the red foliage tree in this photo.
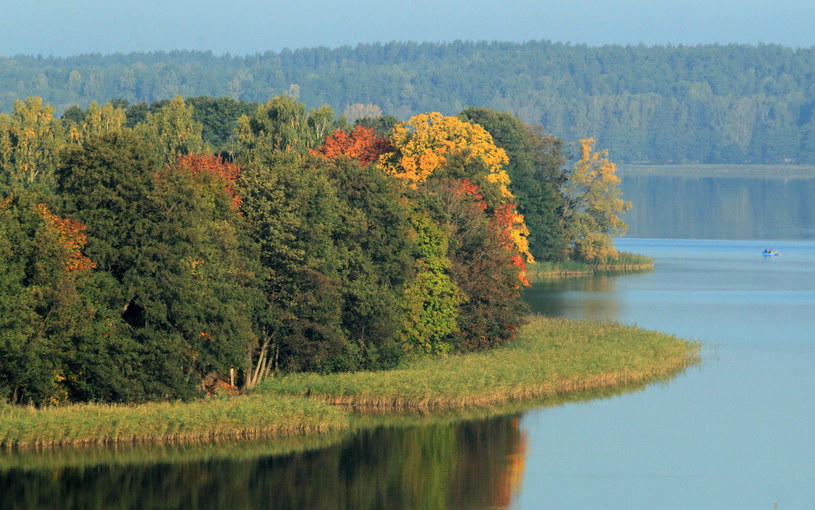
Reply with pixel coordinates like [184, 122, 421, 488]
[491, 203, 530, 286]
[310, 125, 392, 166]
[37, 204, 96, 273]
[456, 180, 529, 287]
[176, 153, 242, 209]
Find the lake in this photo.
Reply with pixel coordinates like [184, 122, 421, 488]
[3, 169, 815, 509]
[520, 237, 815, 509]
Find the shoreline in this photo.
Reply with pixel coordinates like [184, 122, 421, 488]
[528, 263, 654, 280]
[1, 316, 698, 450]
[526, 252, 655, 282]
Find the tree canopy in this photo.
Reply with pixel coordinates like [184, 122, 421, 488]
[0, 95, 630, 405]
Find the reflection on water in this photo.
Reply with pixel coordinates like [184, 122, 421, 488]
[0, 415, 526, 510]
[621, 173, 815, 239]
[524, 275, 620, 320]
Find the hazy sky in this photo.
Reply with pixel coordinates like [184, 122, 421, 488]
[1, 0, 814, 57]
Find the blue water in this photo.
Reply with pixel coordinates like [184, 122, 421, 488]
[517, 238, 815, 509]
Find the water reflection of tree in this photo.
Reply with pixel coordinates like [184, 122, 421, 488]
[0, 415, 528, 510]
[525, 276, 619, 320]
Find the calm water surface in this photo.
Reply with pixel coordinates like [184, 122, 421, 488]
[519, 237, 815, 509]
[620, 172, 815, 240]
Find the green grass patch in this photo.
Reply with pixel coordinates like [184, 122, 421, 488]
[0, 394, 348, 449]
[258, 315, 699, 410]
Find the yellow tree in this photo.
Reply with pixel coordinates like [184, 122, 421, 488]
[378, 112, 513, 198]
[0, 97, 64, 189]
[81, 101, 127, 138]
[138, 95, 205, 162]
[561, 138, 631, 262]
[379, 112, 533, 264]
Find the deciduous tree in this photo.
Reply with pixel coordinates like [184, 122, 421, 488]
[310, 125, 392, 166]
[562, 138, 631, 262]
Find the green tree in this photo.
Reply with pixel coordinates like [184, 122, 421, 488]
[57, 131, 256, 401]
[400, 212, 462, 355]
[136, 95, 205, 163]
[326, 157, 416, 367]
[236, 95, 338, 162]
[237, 152, 348, 373]
[422, 178, 527, 351]
[459, 108, 569, 261]
[0, 192, 97, 404]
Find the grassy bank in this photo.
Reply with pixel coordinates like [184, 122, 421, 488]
[527, 252, 654, 281]
[258, 315, 699, 410]
[0, 394, 348, 449]
[1, 316, 698, 449]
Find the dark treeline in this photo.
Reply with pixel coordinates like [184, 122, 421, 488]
[2, 41, 815, 164]
[0, 94, 627, 405]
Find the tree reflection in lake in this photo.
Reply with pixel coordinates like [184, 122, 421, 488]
[0, 415, 527, 510]
[524, 275, 621, 320]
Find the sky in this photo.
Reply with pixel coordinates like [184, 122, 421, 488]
[1, 0, 814, 57]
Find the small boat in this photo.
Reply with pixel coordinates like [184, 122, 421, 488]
[763, 249, 781, 257]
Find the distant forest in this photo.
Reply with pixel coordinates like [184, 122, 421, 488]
[2, 40, 815, 164]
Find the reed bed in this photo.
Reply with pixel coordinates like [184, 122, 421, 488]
[258, 315, 699, 411]
[0, 394, 348, 449]
[0, 433, 346, 471]
[527, 252, 654, 281]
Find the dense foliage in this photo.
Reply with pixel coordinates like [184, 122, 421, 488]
[2, 41, 815, 163]
[0, 95, 628, 405]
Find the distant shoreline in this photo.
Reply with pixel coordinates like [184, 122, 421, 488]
[619, 164, 815, 178]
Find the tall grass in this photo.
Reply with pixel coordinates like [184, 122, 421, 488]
[258, 315, 699, 410]
[527, 252, 654, 281]
[0, 395, 348, 449]
[0, 434, 346, 471]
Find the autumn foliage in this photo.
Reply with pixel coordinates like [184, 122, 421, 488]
[491, 203, 531, 287]
[562, 138, 631, 262]
[379, 113, 513, 199]
[37, 204, 95, 273]
[309, 125, 392, 166]
[0, 95, 632, 405]
[176, 153, 243, 209]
